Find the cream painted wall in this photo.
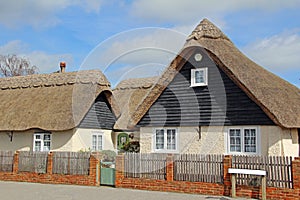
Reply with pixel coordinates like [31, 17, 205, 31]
[140, 126, 225, 154]
[0, 128, 116, 152]
[261, 126, 298, 157]
[0, 130, 33, 151]
[140, 126, 299, 157]
[71, 128, 115, 151]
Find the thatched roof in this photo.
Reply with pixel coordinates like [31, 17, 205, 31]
[128, 18, 300, 129]
[113, 76, 159, 130]
[0, 70, 116, 131]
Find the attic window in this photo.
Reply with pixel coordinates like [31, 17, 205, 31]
[194, 53, 203, 62]
[191, 68, 208, 87]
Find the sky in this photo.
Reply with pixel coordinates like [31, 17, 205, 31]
[0, 0, 299, 88]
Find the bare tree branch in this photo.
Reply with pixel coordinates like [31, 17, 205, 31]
[0, 54, 39, 77]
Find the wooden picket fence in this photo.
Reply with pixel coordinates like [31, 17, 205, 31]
[124, 153, 167, 180]
[0, 151, 14, 172]
[232, 155, 293, 188]
[174, 154, 224, 183]
[52, 152, 90, 175]
[18, 151, 48, 173]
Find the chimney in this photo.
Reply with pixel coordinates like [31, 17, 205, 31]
[60, 62, 66, 73]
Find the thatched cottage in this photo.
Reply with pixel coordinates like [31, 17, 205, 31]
[0, 68, 119, 152]
[119, 19, 300, 157]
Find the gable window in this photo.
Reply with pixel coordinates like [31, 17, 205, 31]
[154, 128, 177, 152]
[228, 127, 259, 154]
[191, 68, 208, 87]
[92, 132, 103, 151]
[33, 132, 51, 152]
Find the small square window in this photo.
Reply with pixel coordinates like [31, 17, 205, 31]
[227, 127, 259, 155]
[33, 133, 51, 152]
[191, 68, 208, 87]
[154, 128, 178, 152]
[91, 133, 103, 151]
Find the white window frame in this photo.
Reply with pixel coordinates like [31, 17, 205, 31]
[91, 131, 104, 151]
[226, 127, 260, 155]
[33, 132, 51, 152]
[153, 128, 178, 153]
[191, 68, 208, 87]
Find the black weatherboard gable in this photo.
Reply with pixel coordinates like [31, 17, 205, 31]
[79, 92, 116, 129]
[138, 47, 274, 127]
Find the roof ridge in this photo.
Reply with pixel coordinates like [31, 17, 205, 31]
[0, 69, 110, 90]
[114, 76, 159, 90]
[187, 18, 230, 41]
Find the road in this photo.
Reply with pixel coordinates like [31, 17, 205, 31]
[0, 181, 252, 200]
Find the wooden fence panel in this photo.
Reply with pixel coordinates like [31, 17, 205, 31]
[0, 151, 14, 172]
[52, 152, 90, 175]
[174, 154, 224, 183]
[124, 153, 167, 180]
[232, 155, 293, 188]
[18, 151, 48, 173]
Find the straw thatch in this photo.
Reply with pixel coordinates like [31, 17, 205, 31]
[113, 76, 159, 130]
[0, 70, 116, 131]
[128, 18, 300, 129]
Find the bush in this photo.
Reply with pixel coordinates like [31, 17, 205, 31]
[122, 141, 140, 153]
[100, 150, 116, 162]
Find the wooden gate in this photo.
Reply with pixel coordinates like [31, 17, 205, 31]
[100, 161, 115, 186]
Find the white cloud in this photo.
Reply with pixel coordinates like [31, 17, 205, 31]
[130, 0, 300, 24]
[0, 40, 73, 73]
[81, 0, 104, 13]
[242, 30, 300, 72]
[79, 27, 189, 85]
[0, 0, 104, 28]
[81, 27, 187, 71]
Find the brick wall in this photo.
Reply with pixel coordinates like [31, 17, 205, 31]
[0, 151, 100, 186]
[115, 154, 300, 200]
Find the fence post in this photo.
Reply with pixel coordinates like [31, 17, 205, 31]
[292, 157, 300, 189]
[223, 155, 232, 195]
[12, 151, 19, 174]
[166, 154, 174, 181]
[47, 152, 53, 175]
[115, 154, 125, 187]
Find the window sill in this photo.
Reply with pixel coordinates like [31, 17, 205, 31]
[227, 152, 260, 156]
[153, 149, 179, 154]
[190, 84, 208, 87]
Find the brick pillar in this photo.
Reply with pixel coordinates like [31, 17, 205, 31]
[292, 157, 300, 189]
[166, 154, 174, 181]
[223, 155, 232, 196]
[115, 154, 125, 187]
[13, 151, 19, 174]
[47, 152, 53, 175]
[89, 155, 99, 186]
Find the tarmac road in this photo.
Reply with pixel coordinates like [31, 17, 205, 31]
[0, 181, 252, 200]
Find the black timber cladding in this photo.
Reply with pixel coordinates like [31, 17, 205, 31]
[138, 47, 274, 127]
[79, 92, 116, 129]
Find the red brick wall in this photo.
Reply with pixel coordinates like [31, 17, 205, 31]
[0, 151, 100, 186]
[115, 154, 300, 200]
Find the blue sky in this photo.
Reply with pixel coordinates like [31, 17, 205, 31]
[0, 0, 299, 87]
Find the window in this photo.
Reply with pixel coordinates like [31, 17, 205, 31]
[228, 127, 259, 154]
[92, 133, 103, 151]
[33, 133, 51, 152]
[154, 128, 177, 152]
[191, 68, 208, 87]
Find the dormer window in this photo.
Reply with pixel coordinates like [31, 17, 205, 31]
[191, 68, 208, 87]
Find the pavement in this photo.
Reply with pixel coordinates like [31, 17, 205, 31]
[0, 181, 253, 200]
